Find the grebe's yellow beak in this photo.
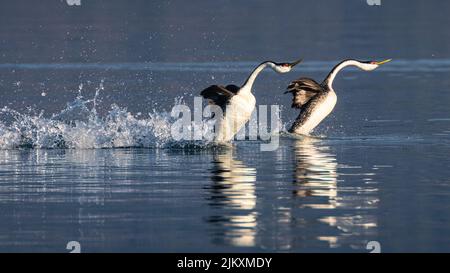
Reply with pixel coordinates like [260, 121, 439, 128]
[375, 59, 392, 65]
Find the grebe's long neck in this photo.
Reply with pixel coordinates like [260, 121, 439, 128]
[323, 59, 364, 90]
[241, 62, 272, 94]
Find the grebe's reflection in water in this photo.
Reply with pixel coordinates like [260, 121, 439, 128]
[292, 137, 379, 249]
[293, 137, 338, 209]
[205, 148, 258, 247]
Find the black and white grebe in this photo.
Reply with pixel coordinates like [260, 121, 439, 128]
[201, 59, 302, 142]
[285, 59, 391, 135]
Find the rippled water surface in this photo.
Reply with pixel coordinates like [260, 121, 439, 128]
[1, 0, 450, 252]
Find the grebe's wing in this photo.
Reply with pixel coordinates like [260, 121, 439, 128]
[200, 85, 237, 111]
[285, 78, 324, 109]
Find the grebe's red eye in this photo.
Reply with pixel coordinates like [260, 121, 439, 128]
[370, 61, 377, 64]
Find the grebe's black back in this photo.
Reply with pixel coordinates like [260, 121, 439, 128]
[285, 59, 391, 135]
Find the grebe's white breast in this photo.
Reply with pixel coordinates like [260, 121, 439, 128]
[215, 90, 256, 142]
[291, 90, 337, 135]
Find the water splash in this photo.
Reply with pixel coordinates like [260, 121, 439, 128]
[0, 83, 213, 150]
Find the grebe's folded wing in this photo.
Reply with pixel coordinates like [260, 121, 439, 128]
[285, 78, 323, 109]
[201, 85, 237, 111]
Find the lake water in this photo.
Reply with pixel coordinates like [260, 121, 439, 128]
[1, 0, 450, 252]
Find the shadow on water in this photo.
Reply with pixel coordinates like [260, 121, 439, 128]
[205, 148, 258, 248]
[291, 137, 379, 250]
[0, 135, 449, 251]
[292, 137, 338, 208]
[201, 137, 381, 251]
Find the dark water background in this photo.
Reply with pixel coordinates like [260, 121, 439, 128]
[1, 0, 450, 252]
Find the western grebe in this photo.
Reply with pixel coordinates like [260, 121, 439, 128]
[201, 59, 302, 142]
[285, 59, 391, 135]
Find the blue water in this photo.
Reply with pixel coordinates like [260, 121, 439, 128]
[1, 0, 450, 252]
